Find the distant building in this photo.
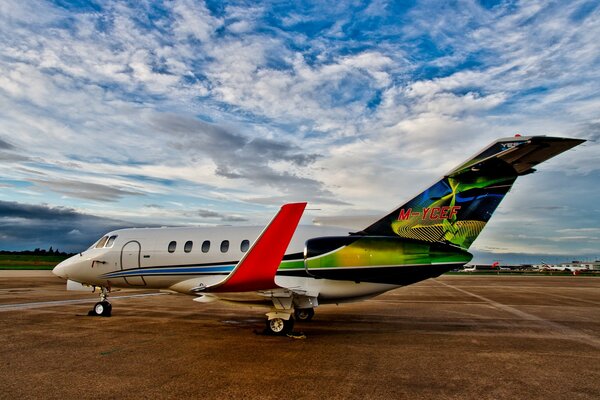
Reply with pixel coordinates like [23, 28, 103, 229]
[562, 261, 600, 271]
[532, 260, 600, 271]
[466, 261, 600, 272]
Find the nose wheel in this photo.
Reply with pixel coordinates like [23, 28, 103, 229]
[88, 287, 112, 317]
[90, 301, 112, 316]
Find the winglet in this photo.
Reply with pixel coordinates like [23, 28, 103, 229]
[206, 202, 307, 293]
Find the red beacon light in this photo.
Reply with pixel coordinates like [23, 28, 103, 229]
[514, 133, 522, 137]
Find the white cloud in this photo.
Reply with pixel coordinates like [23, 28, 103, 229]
[171, 0, 223, 42]
[0, 0, 598, 257]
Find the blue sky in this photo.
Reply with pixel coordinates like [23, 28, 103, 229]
[0, 0, 598, 263]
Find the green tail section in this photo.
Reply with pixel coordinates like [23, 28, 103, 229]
[362, 136, 584, 249]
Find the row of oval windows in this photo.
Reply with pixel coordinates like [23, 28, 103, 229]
[168, 239, 250, 254]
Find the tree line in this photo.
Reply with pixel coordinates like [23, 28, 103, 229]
[0, 247, 75, 257]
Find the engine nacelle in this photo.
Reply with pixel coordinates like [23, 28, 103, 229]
[304, 236, 472, 285]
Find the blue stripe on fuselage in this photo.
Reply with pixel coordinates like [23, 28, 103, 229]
[101, 265, 235, 278]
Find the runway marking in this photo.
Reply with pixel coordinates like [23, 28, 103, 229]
[0, 293, 167, 312]
[435, 280, 600, 350]
[429, 285, 600, 291]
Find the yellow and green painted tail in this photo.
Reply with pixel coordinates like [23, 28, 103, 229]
[361, 136, 585, 249]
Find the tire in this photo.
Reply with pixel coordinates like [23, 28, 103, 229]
[93, 301, 112, 317]
[93, 302, 104, 316]
[294, 308, 315, 322]
[266, 317, 294, 335]
[102, 301, 112, 317]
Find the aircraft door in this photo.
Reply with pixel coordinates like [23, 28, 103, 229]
[121, 240, 146, 286]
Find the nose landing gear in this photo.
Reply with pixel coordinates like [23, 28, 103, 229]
[88, 287, 112, 317]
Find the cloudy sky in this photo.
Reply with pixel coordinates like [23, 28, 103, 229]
[0, 0, 598, 262]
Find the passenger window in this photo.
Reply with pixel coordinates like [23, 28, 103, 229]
[184, 241, 193, 253]
[95, 236, 108, 248]
[240, 240, 250, 252]
[168, 241, 177, 253]
[106, 235, 118, 248]
[220, 240, 229, 253]
[201, 240, 210, 253]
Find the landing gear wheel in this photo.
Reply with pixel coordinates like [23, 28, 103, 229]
[266, 317, 294, 335]
[294, 308, 315, 322]
[90, 301, 112, 317]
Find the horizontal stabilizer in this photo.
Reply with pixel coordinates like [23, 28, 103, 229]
[448, 136, 585, 177]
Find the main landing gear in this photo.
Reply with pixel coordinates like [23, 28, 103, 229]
[263, 293, 318, 335]
[265, 307, 315, 336]
[88, 287, 112, 317]
[294, 308, 315, 322]
[266, 316, 295, 335]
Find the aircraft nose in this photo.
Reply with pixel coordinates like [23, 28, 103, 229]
[52, 260, 69, 280]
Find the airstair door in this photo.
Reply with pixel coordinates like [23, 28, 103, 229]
[121, 240, 146, 286]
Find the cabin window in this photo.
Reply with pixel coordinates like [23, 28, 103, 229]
[106, 235, 118, 248]
[184, 241, 193, 253]
[220, 240, 229, 253]
[95, 236, 108, 248]
[240, 239, 250, 252]
[201, 240, 210, 253]
[168, 241, 177, 253]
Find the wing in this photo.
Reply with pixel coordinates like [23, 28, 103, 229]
[199, 202, 307, 293]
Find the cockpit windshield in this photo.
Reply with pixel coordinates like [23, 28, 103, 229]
[106, 235, 117, 247]
[91, 235, 118, 249]
[95, 236, 109, 248]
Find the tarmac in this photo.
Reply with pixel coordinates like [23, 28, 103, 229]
[1, 272, 599, 399]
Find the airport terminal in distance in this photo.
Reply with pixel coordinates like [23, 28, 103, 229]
[459, 260, 600, 274]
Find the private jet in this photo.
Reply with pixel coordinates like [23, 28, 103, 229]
[53, 135, 584, 335]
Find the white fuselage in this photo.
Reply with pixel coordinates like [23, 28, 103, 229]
[53, 225, 399, 302]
